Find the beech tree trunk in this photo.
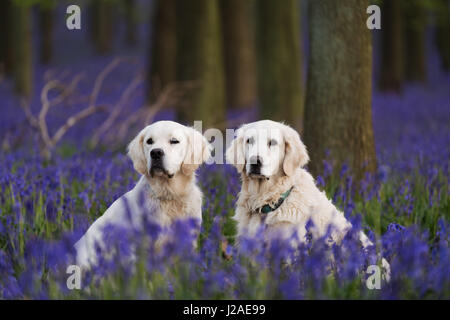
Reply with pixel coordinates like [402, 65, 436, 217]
[0, 0, 15, 76]
[256, 0, 303, 130]
[125, 0, 137, 46]
[148, 0, 177, 102]
[404, 0, 427, 83]
[92, 1, 114, 54]
[379, 0, 405, 92]
[39, 6, 53, 64]
[12, 4, 33, 99]
[435, 0, 450, 71]
[175, 0, 226, 129]
[304, 0, 377, 179]
[221, 0, 257, 110]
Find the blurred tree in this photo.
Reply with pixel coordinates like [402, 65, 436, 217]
[404, 0, 427, 83]
[12, 2, 33, 98]
[0, 0, 15, 76]
[221, 0, 257, 110]
[124, 0, 137, 46]
[304, 0, 377, 179]
[379, 0, 405, 92]
[435, 0, 450, 71]
[39, 2, 54, 64]
[148, 0, 177, 102]
[91, 0, 114, 54]
[256, 0, 303, 130]
[175, 0, 226, 128]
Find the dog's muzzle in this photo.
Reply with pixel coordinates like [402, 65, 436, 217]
[248, 156, 262, 175]
[149, 148, 173, 178]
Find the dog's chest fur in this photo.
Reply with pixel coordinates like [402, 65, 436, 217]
[143, 174, 202, 225]
[234, 169, 324, 240]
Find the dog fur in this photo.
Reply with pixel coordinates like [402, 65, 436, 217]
[226, 120, 377, 249]
[75, 121, 210, 268]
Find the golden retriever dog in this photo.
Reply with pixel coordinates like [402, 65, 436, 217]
[226, 120, 389, 276]
[75, 121, 210, 268]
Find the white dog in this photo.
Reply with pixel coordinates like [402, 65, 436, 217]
[226, 120, 389, 276]
[75, 121, 210, 268]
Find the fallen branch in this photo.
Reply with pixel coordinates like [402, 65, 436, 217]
[90, 72, 145, 148]
[113, 81, 197, 143]
[20, 58, 126, 159]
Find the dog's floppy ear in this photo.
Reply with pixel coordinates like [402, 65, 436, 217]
[181, 127, 211, 176]
[282, 124, 309, 176]
[127, 128, 147, 175]
[226, 127, 245, 173]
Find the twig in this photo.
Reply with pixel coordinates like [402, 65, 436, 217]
[114, 81, 197, 142]
[38, 73, 84, 147]
[90, 72, 144, 148]
[19, 98, 39, 129]
[20, 58, 126, 159]
[88, 58, 124, 109]
[51, 105, 107, 145]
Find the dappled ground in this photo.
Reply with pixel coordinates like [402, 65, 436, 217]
[0, 58, 449, 298]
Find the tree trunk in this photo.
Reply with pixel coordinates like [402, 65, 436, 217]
[304, 0, 377, 179]
[89, 1, 99, 44]
[435, 0, 450, 71]
[221, 0, 257, 110]
[0, 0, 15, 76]
[93, 1, 114, 54]
[148, 0, 177, 102]
[12, 4, 33, 99]
[404, 0, 427, 83]
[125, 0, 137, 46]
[175, 0, 226, 129]
[379, 0, 404, 92]
[39, 6, 53, 64]
[256, 0, 303, 131]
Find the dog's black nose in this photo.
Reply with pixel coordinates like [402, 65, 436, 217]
[249, 156, 262, 167]
[150, 148, 164, 159]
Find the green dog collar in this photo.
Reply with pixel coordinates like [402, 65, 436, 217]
[256, 186, 294, 214]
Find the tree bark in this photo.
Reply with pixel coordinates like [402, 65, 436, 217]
[304, 0, 377, 179]
[92, 0, 114, 54]
[404, 0, 427, 83]
[221, 0, 257, 110]
[12, 4, 33, 99]
[125, 0, 137, 46]
[89, 1, 99, 44]
[256, 0, 303, 131]
[435, 0, 450, 71]
[39, 6, 53, 64]
[148, 0, 177, 102]
[379, 0, 405, 92]
[0, 0, 15, 76]
[175, 0, 226, 129]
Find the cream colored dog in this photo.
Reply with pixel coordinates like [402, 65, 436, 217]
[75, 121, 210, 268]
[226, 120, 388, 274]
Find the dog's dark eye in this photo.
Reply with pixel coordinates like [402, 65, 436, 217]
[246, 137, 254, 144]
[146, 138, 154, 145]
[268, 139, 277, 147]
[170, 139, 180, 144]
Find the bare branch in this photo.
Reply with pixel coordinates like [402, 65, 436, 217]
[20, 58, 128, 159]
[19, 98, 39, 129]
[38, 73, 85, 147]
[90, 72, 144, 147]
[114, 81, 197, 142]
[51, 105, 107, 145]
[88, 58, 125, 109]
